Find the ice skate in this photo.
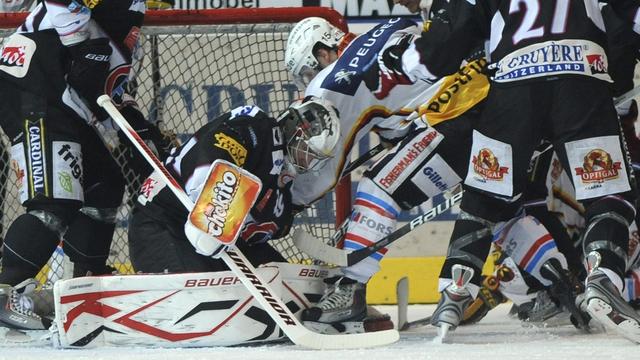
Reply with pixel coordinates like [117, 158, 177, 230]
[539, 258, 589, 329]
[431, 264, 474, 342]
[301, 276, 369, 334]
[522, 289, 569, 327]
[0, 279, 51, 331]
[584, 266, 640, 343]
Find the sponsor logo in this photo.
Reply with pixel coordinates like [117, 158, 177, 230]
[426, 59, 486, 113]
[184, 276, 241, 287]
[214, 132, 247, 166]
[472, 148, 509, 181]
[348, 18, 402, 69]
[334, 69, 356, 85]
[140, 177, 157, 199]
[574, 149, 621, 183]
[27, 121, 46, 196]
[351, 211, 393, 235]
[105, 65, 131, 104]
[227, 250, 297, 326]
[124, 27, 141, 52]
[58, 172, 73, 193]
[496, 264, 514, 282]
[255, 188, 272, 212]
[0, 46, 25, 67]
[270, 150, 284, 175]
[378, 129, 439, 189]
[298, 268, 329, 278]
[587, 54, 607, 74]
[82, 0, 101, 9]
[422, 167, 447, 192]
[204, 171, 239, 237]
[241, 221, 278, 244]
[57, 144, 82, 180]
[10, 159, 24, 187]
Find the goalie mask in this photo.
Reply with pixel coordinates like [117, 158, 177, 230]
[284, 17, 345, 90]
[278, 97, 340, 174]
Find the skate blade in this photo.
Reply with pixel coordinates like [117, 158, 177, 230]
[433, 323, 451, 344]
[587, 298, 640, 343]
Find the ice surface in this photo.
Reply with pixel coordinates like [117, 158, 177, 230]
[1, 303, 637, 360]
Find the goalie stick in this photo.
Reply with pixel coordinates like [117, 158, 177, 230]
[97, 95, 399, 350]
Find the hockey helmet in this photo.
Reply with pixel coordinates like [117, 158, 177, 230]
[284, 17, 345, 90]
[278, 96, 341, 173]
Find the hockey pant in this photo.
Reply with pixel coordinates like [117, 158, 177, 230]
[0, 85, 124, 285]
[441, 78, 637, 290]
[342, 116, 473, 283]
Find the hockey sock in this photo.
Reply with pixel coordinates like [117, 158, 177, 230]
[0, 214, 60, 285]
[64, 212, 116, 276]
[583, 196, 636, 277]
[440, 215, 492, 287]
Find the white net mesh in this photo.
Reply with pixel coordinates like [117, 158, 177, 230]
[0, 11, 348, 285]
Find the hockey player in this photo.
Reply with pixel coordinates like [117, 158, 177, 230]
[373, 0, 640, 342]
[0, 0, 171, 330]
[284, 16, 489, 332]
[128, 98, 339, 273]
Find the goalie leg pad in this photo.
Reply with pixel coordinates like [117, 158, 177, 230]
[53, 262, 337, 348]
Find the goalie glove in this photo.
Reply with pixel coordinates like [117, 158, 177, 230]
[362, 33, 414, 100]
[460, 275, 505, 325]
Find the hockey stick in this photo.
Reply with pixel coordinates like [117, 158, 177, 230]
[614, 85, 640, 108]
[97, 95, 399, 350]
[293, 189, 464, 267]
[341, 144, 386, 179]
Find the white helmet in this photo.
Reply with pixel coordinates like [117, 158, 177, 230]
[278, 96, 341, 173]
[284, 17, 345, 90]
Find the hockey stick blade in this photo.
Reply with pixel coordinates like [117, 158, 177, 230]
[294, 190, 464, 266]
[396, 277, 409, 331]
[400, 316, 432, 331]
[97, 95, 399, 350]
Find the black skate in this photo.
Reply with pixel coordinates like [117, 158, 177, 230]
[302, 276, 370, 334]
[431, 264, 474, 342]
[0, 279, 52, 331]
[539, 258, 589, 330]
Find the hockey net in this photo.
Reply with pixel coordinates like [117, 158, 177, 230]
[0, 8, 352, 284]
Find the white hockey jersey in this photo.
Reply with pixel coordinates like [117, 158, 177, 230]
[292, 17, 441, 206]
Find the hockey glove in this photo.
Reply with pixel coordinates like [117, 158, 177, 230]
[116, 104, 177, 177]
[461, 275, 505, 325]
[67, 38, 112, 116]
[362, 34, 414, 100]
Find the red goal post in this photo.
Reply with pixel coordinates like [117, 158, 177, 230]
[0, 7, 352, 282]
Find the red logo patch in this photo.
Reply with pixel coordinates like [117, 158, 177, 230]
[0, 46, 25, 67]
[472, 148, 509, 180]
[574, 149, 621, 183]
[586, 54, 607, 74]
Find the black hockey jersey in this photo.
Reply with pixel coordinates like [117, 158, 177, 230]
[136, 105, 294, 246]
[0, 0, 144, 108]
[415, 0, 638, 83]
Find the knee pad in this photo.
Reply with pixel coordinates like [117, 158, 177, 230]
[493, 215, 568, 287]
[583, 196, 636, 274]
[0, 213, 61, 285]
